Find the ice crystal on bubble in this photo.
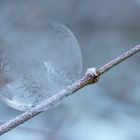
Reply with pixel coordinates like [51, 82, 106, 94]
[0, 23, 83, 111]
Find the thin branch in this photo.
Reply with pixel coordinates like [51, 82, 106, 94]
[0, 122, 51, 135]
[98, 44, 140, 75]
[0, 44, 140, 136]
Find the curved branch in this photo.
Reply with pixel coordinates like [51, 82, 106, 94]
[0, 44, 140, 135]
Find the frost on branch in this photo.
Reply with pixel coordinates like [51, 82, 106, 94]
[85, 68, 100, 83]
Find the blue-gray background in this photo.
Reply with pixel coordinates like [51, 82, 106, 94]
[0, 0, 140, 140]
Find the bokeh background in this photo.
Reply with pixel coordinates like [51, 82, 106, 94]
[0, 0, 140, 140]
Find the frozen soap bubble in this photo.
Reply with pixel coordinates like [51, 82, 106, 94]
[0, 23, 83, 111]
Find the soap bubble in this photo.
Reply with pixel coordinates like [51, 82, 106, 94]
[0, 23, 83, 111]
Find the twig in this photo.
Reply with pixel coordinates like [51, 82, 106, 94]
[0, 44, 140, 136]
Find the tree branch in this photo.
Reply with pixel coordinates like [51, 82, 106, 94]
[0, 44, 140, 136]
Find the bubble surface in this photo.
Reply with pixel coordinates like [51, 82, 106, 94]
[0, 23, 83, 111]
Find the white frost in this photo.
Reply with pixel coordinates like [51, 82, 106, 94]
[86, 68, 98, 76]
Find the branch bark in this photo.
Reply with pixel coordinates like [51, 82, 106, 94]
[0, 44, 140, 136]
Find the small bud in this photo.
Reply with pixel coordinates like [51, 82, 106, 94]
[85, 68, 100, 83]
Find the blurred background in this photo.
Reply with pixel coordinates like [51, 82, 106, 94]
[0, 0, 140, 140]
